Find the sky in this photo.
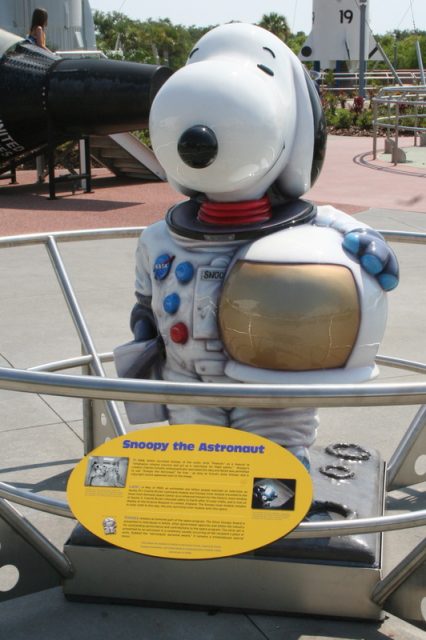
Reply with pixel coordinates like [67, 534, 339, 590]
[88, 0, 426, 35]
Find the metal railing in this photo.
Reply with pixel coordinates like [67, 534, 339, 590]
[372, 85, 426, 164]
[56, 50, 107, 59]
[319, 70, 423, 96]
[0, 227, 425, 612]
[0, 226, 424, 529]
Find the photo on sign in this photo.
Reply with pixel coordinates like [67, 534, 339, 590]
[251, 478, 296, 510]
[85, 456, 129, 488]
[102, 516, 118, 535]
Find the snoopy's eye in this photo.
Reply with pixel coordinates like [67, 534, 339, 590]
[257, 64, 274, 76]
[263, 47, 276, 58]
[189, 47, 199, 58]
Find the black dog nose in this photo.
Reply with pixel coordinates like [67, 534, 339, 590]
[177, 125, 218, 168]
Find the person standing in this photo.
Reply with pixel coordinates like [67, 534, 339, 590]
[26, 8, 51, 51]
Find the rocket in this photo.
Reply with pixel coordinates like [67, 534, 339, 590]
[299, 0, 381, 70]
[0, 28, 172, 171]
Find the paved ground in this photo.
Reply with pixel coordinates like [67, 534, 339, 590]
[0, 135, 425, 638]
[0, 135, 424, 237]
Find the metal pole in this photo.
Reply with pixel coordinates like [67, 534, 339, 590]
[375, 40, 404, 86]
[415, 39, 425, 85]
[372, 98, 378, 159]
[394, 102, 400, 165]
[0, 482, 73, 518]
[0, 227, 144, 249]
[358, 0, 367, 98]
[371, 538, 426, 606]
[45, 236, 126, 437]
[78, 139, 87, 192]
[386, 405, 426, 490]
[47, 119, 57, 200]
[0, 498, 73, 577]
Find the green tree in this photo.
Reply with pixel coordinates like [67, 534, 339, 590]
[93, 11, 212, 70]
[376, 31, 426, 70]
[141, 19, 175, 65]
[93, 11, 149, 62]
[258, 13, 290, 42]
[287, 31, 306, 56]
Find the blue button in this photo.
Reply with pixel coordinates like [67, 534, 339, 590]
[163, 293, 181, 314]
[175, 261, 194, 283]
[153, 254, 175, 281]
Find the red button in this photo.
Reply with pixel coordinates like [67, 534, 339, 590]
[170, 322, 189, 344]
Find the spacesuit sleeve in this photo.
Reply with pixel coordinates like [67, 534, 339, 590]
[314, 205, 368, 233]
[135, 232, 153, 297]
[314, 204, 399, 291]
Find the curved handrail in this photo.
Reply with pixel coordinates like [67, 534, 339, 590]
[0, 482, 73, 518]
[0, 227, 143, 248]
[24, 352, 426, 377]
[0, 226, 424, 546]
[1, 366, 426, 408]
[0, 227, 425, 249]
[1, 481, 424, 539]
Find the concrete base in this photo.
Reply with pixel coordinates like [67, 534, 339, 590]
[384, 138, 407, 162]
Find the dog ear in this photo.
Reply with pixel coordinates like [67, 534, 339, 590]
[273, 57, 327, 200]
[303, 67, 327, 188]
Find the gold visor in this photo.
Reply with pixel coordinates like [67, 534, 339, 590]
[219, 261, 360, 371]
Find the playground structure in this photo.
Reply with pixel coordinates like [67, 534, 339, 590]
[0, 27, 170, 196]
[372, 85, 426, 165]
[0, 225, 424, 627]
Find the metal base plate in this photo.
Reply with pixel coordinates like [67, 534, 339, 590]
[63, 444, 385, 620]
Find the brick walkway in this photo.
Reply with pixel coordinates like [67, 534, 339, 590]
[0, 135, 424, 238]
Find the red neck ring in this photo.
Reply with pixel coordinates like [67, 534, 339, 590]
[198, 196, 272, 226]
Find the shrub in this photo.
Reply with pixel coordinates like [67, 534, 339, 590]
[338, 92, 349, 109]
[355, 110, 373, 129]
[322, 91, 338, 116]
[134, 129, 152, 148]
[330, 108, 353, 129]
[352, 95, 365, 114]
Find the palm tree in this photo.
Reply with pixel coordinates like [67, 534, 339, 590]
[258, 13, 290, 42]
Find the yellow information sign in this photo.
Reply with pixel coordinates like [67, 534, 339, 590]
[67, 424, 313, 560]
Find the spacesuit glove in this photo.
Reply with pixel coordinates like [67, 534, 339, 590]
[130, 296, 158, 342]
[343, 228, 399, 291]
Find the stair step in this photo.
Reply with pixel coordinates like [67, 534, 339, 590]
[90, 137, 122, 149]
[97, 149, 130, 159]
[111, 160, 149, 170]
[89, 134, 162, 181]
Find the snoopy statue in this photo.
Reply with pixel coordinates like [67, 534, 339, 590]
[124, 22, 399, 470]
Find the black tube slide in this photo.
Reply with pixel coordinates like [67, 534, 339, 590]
[0, 36, 172, 168]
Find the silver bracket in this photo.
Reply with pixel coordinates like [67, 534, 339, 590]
[0, 499, 65, 601]
[83, 397, 120, 454]
[386, 406, 426, 490]
[372, 538, 426, 629]
[81, 361, 125, 454]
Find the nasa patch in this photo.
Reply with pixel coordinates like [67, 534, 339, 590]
[153, 254, 175, 281]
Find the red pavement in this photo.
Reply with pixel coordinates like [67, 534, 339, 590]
[0, 135, 424, 237]
[0, 169, 185, 236]
[307, 135, 426, 214]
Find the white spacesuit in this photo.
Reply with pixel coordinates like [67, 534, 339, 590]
[129, 23, 399, 469]
[134, 217, 320, 464]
